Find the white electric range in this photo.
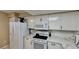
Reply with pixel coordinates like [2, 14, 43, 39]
[31, 31, 49, 49]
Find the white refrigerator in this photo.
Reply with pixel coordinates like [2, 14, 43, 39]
[10, 22, 28, 49]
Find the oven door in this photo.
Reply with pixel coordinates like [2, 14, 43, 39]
[48, 41, 64, 49]
[32, 40, 47, 49]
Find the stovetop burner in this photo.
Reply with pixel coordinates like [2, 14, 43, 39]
[33, 33, 48, 40]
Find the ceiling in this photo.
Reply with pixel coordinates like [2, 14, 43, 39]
[1, 10, 74, 15]
[25, 10, 72, 15]
[1, 10, 26, 13]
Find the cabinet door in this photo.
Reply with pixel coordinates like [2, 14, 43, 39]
[27, 17, 35, 28]
[48, 14, 62, 30]
[33, 16, 49, 30]
[76, 12, 79, 31]
[24, 38, 32, 49]
[41, 16, 49, 29]
[33, 16, 41, 29]
[61, 12, 77, 31]
[28, 16, 48, 29]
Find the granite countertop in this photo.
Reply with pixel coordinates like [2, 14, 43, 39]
[48, 36, 77, 49]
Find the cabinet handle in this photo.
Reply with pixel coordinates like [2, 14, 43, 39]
[31, 41, 32, 45]
[61, 26, 62, 30]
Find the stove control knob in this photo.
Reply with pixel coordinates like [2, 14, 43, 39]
[39, 40, 42, 42]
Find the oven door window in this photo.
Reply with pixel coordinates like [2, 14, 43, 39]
[34, 43, 44, 49]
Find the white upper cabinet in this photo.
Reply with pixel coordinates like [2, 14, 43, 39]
[27, 16, 41, 28]
[27, 11, 79, 31]
[41, 16, 49, 29]
[33, 16, 42, 28]
[61, 12, 78, 31]
[48, 14, 62, 30]
[27, 17, 35, 28]
[27, 16, 49, 30]
[75, 12, 79, 31]
[48, 12, 79, 31]
[33, 16, 49, 30]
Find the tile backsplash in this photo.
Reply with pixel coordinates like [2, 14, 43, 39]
[50, 31, 76, 42]
[51, 31, 74, 38]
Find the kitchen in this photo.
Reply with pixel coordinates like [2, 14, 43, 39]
[0, 10, 79, 49]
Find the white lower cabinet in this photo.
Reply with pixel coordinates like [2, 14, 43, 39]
[24, 38, 32, 49]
